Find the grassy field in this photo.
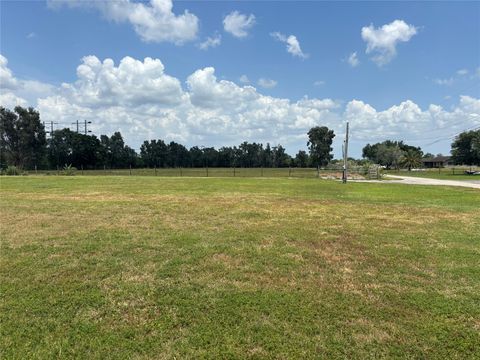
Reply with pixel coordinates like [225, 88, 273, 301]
[1, 176, 479, 359]
[29, 167, 372, 180]
[385, 167, 480, 181]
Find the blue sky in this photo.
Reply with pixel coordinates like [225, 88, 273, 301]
[1, 0, 479, 157]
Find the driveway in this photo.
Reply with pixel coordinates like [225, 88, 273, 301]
[383, 175, 480, 189]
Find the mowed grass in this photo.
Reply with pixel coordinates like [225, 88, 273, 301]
[385, 167, 480, 181]
[33, 167, 363, 179]
[1, 176, 479, 359]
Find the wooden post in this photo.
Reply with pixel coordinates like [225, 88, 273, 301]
[129, 165, 132, 176]
[154, 165, 157, 176]
[81, 164, 84, 175]
[317, 165, 319, 178]
[261, 167, 263, 177]
[289, 166, 291, 177]
[206, 166, 209, 177]
[35, 164, 37, 175]
[343, 121, 349, 183]
[233, 167, 236, 177]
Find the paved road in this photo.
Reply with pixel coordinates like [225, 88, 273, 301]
[383, 175, 480, 189]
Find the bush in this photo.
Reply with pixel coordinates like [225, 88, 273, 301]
[62, 164, 77, 176]
[5, 166, 20, 176]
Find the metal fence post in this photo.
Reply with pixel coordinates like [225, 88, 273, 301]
[129, 165, 132, 176]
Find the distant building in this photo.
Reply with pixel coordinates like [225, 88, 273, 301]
[422, 156, 453, 168]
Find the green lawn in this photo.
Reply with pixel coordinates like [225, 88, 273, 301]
[385, 167, 480, 181]
[1, 176, 479, 359]
[29, 167, 369, 179]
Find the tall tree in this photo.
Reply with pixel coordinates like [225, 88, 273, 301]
[362, 140, 423, 168]
[140, 139, 168, 167]
[294, 150, 309, 168]
[262, 143, 273, 167]
[451, 130, 480, 165]
[100, 132, 137, 168]
[166, 141, 189, 167]
[307, 126, 335, 167]
[362, 143, 378, 161]
[202, 147, 219, 167]
[0, 106, 47, 169]
[189, 146, 204, 167]
[272, 145, 291, 167]
[375, 144, 404, 169]
[217, 146, 235, 167]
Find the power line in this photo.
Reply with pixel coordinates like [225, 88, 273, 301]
[424, 125, 480, 147]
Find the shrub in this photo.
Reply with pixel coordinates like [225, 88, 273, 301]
[5, 166, 20, 176]
[62, 164, 77, 176]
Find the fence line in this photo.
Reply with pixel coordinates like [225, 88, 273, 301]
[17, 166, 381, 179]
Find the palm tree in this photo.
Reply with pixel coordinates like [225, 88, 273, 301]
[400, 150, 422, 171]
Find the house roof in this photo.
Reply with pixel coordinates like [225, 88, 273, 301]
[422, 156, 451, 163]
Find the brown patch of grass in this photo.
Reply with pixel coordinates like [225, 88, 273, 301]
[350, 318, 393, 344]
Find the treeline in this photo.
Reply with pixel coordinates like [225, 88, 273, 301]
[1, 106, 335, 170]
[362, 140, 424, 170]
[141, 140, 298, 168]
[49, 130, 304, 169]
[361, 135, 480, 168]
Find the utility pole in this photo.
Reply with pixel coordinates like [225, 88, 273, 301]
[342, 121, 349, 184]
[44, 121, 57, 137]
[71, 120, 80, 133]
[84, 120, 92, 135]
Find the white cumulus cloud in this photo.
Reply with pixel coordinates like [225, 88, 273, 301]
[271, 32, 308, 59]
[0, 92, 28, 109]
[62, 55, 185, 108]
[344, 97, 480, 143]
[1, 55, 55, 105]
[361, 19, 417, 66]
[48, 0, 199, 44]
[0, 55, 18, 90]
[223, 11, 255, 38]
